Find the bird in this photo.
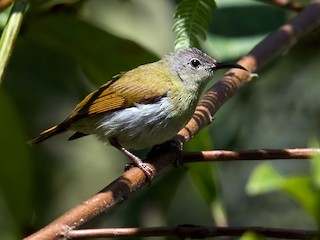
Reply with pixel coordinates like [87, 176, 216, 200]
[28, 47, 247, 179]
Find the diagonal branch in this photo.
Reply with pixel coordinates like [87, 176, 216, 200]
[24, 1, 320, 239]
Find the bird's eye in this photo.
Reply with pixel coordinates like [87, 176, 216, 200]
[190, 58, 201, 68]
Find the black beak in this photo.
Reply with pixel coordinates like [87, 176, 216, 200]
[214, 62, 248, 72]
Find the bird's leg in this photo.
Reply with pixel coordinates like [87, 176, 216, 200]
[109, 138, 155, 181]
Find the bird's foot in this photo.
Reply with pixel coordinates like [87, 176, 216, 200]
[110, 139, 155, 182]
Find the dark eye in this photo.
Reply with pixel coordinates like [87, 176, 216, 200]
[190, 58, 201, 68]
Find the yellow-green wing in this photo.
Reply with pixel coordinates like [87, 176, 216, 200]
[66, 64, 171, 123]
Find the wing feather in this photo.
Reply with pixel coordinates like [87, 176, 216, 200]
[65, 64, 171, 124]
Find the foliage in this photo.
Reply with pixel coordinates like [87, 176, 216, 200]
[247, 144, 320, 226]
[186, 130, 227, 226]
[173, 0, 216, 51]
[0, 0, 27, 84]
[0, 0, 319, 239]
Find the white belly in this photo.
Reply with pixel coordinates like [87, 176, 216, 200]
[70, 97, 193, 149]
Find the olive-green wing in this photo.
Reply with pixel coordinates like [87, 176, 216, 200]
[66, 68, 169, 123]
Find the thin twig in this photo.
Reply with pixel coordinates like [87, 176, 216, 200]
[24, 1, 320, 240]
[67, 225, 318, 239]
[182, 148, 320, 163]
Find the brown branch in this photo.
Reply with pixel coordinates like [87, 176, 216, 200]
[67, 225, 318, 239]
[182, 148, 320, 163]
[258, 0, 304, 12]
[24, 1, 320, 240]
[24, 149, 178, 240]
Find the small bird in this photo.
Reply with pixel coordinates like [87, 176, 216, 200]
[28, 48, 247, 178]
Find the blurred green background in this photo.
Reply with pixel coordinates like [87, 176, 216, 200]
[0, 0, 319, 239]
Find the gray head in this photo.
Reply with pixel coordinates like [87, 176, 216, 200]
[165, 47, 247, 88]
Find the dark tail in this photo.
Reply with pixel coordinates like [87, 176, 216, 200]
[27, 125, 66, 145]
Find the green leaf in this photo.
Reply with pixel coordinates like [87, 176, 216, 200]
[0, 0, 28, 85]
[188, 162, 227, 225]
[185, 130, 216, 207]
[311, 157, 320, 189]
[279, 176, 320, 223]
[173, 0, 217, 51]
[185, 130, 227, 226]
[309, 140, 320, 188]
[246, 163, 283, 195]
[247, 162, 320, 223]
[240, 231, 265, 240]
[0, 90, 34, 238]
[0, 6, 11, 29]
